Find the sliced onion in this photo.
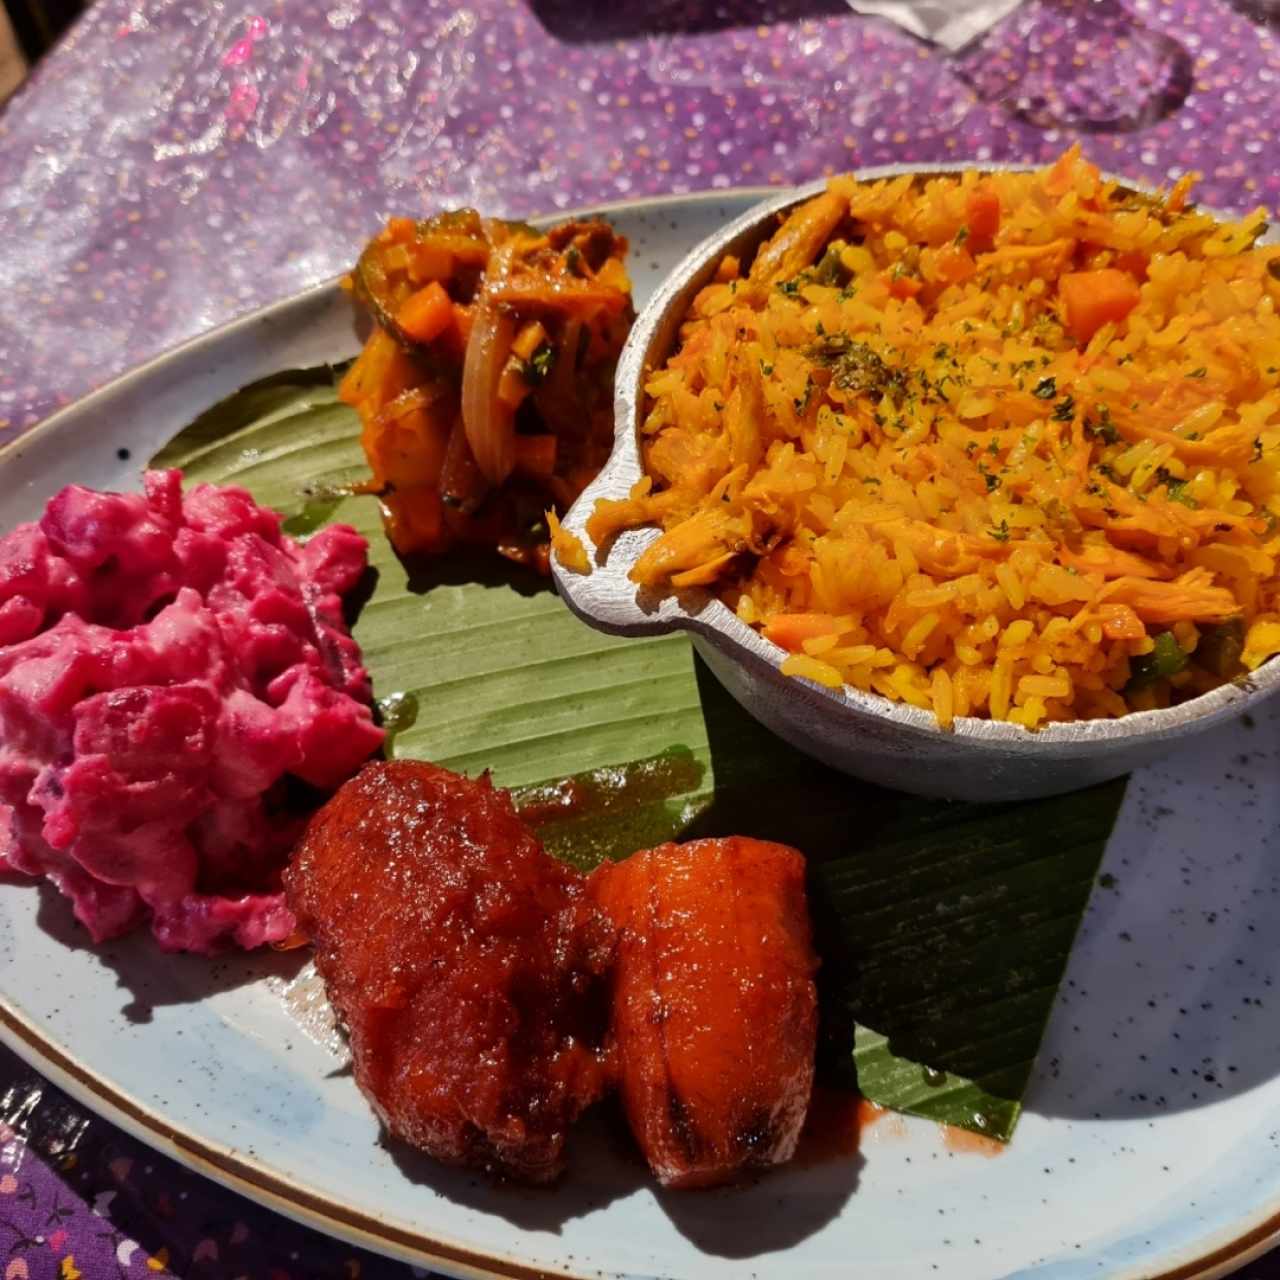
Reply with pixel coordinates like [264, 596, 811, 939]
[462, 301, 517, 486]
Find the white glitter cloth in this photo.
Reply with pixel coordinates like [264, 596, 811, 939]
[846, 0, 1024, 51]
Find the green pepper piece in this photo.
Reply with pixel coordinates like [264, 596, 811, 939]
[1194, 617, 1246, 678]
[814, 241, 851, 287]
[1127, 630, 1189, 691]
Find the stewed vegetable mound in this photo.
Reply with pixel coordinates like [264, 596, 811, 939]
[341, 211, 633, 571]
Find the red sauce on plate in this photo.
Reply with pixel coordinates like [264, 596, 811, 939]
[941, 1124, 1005, 1157]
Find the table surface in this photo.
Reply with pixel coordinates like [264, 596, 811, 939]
[2, 0, 1280, 1276]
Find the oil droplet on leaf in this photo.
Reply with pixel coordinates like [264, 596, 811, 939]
[282, 493, 346, 537]
[377, 691, 420, 755]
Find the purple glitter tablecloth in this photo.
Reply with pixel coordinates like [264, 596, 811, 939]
[3, 0, 1280, 1275]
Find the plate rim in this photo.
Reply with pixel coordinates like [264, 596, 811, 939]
[1, 182, 1278, 1280]
[0, 997, 574, 1280]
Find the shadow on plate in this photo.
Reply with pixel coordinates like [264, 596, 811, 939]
[530, 0, 852, 43]
[655, 1146, 862, 1259]
[1024, 704, 1280, 1124]
[384, 1102, 643, 1237]
[385, 1094, 861, 1257]
[681, 657, 1280, 1127]
[29, 878, 306, 1024]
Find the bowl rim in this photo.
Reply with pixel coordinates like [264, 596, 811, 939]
[553, 162, 1280, 748]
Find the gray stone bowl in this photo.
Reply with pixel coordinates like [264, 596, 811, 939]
[551, 169, 1280, 801]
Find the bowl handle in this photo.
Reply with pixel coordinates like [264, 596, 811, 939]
[552, 437, 721, 634]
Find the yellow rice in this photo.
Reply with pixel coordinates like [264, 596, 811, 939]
[588, 148, 1280, 730]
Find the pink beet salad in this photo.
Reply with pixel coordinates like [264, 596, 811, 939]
[0, 469, 384, 952]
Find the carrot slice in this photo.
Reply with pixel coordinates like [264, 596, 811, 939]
[884, 273, 923, 301]
[1112, 251, 1148, 280]
[1060, 269, 1141, 346]
[395, 281, 454, 344]
[1099, 603, 1146, 641]
[763, 612, 841, 652]
[433, 302, 474, 361]
[935, 245, 976, 286]
[384, 486, 448, 554]
[511, 320, 548, 362]
[497, 357, 531, 411]
[965, 188, 1001, 243]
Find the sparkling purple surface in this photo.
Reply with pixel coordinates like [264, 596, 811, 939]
[3, 0, 1280, 1275]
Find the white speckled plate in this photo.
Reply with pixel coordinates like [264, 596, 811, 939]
[2, 191, 1280, 1280]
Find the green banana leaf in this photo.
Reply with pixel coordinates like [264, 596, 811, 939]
[153, 366, 1127, 1142]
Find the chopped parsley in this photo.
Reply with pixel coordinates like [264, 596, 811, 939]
[520, 343, 557, 385]
[954, 225, 970, 246]
[988, 518, 1011, 542]
[805, 334, 907, 398]
[1155, 467, 1198, 508]
[1084, 405, 1120, 445]
[793, 377, 815, 415]
[814, 243, 851, 287]
[1032, 376, 1057, 400]
[1186, 366, 1207, 379]
[1128, 631, 1189, 690]
[1051, 395, 1076, 423]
